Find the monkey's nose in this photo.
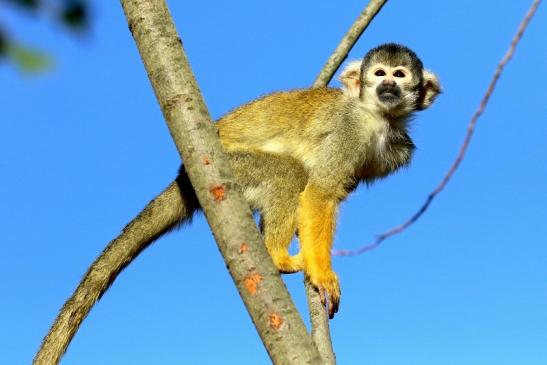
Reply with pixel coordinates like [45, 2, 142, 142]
[382, 79, 396, 87]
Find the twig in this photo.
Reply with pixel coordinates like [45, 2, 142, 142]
[306, 280, 336, 365]
[333, 0, 542, 257]
[313, 0, 388, 88]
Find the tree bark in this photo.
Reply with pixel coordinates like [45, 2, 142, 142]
[120, 0, 322, 364]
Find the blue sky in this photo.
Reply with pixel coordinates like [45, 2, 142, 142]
[1, 1, 546, 364]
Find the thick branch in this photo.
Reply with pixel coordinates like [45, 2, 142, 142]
[333, 0, 542, 257]
[120, 0, 322, 363]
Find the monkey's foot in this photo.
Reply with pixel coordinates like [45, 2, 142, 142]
[308, 270, 340, 319]
[271, 251, 304, 274]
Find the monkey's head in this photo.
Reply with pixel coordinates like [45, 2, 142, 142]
[339, 43, 441, 118]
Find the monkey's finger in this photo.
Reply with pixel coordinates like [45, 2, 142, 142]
[328, 295, 340, 319]
[327, 298, 334, 319]
[319, 288, 327, 307]
[328, 301, 335, 319]
[327, 287, 341, 319]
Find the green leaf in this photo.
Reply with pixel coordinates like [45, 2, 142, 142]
[7, 44, 53, 73]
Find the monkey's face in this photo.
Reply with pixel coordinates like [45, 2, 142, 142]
[343, 44, 440, 116]
[362, 63, 420, 116]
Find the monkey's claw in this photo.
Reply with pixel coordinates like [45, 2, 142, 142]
[310, 271, 340, 319]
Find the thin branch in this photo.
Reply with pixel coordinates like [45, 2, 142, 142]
[333, 0, 542, 257]
[306, 1, 389, 362]
[306, 280, 336, 365]
[313, 0, 388, 88]
[120, 1, 322, 364]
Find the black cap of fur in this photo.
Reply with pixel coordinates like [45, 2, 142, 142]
[362, 43, 424, 81]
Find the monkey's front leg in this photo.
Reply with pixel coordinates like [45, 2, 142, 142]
[298, 184, 340, 318]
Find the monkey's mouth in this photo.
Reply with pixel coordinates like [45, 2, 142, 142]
[377, 84, 401, 104]
[379, 92, 399, 103]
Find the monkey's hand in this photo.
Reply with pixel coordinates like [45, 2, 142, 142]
[308, 269, 340, 318]
[275, 251, 341, 317]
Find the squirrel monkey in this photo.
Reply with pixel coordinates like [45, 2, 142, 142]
[217, 43, 440, 316]
[35, 43, 440, 364]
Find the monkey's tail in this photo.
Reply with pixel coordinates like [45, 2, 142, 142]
[33, 173, 199, 365]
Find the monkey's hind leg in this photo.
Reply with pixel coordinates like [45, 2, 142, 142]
[261, 201, 303, 274]
[229, 151, 307, 274]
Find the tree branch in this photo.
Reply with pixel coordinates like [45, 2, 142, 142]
[333, 0, 542, 257]
[120, 0, 322, 363]
[313, 0, 388, 88]
[306, 280, 336, 365]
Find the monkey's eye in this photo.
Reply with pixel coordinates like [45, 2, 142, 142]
[393, 70, 406, 78]
[374, 69, 386, 77]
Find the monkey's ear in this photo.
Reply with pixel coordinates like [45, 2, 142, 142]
[417, 69, 441, 110]
[338, 60, 362, 97]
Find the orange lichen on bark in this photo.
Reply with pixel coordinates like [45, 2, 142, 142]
[243, 273, 262, 295]
[209, 185, 226, 202]
[202, 156, 212, 165]
[269, 313, 284, 330]
[239, 243, 249, 254]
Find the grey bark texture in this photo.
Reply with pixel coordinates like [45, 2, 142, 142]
[120, 0, 322, 364]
